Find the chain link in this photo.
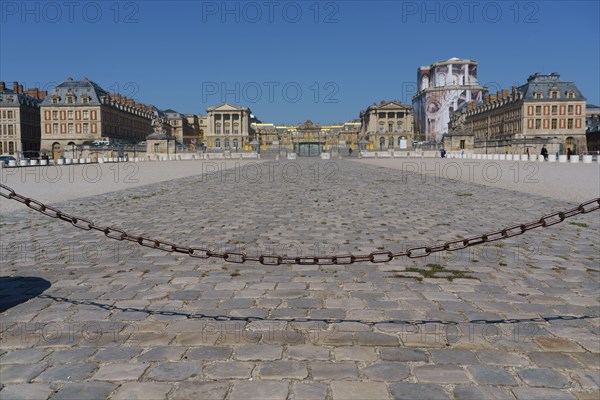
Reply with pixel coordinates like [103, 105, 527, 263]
[1, 183, 598, 265]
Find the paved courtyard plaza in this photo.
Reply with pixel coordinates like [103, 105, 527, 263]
[0, 159, 599, 400]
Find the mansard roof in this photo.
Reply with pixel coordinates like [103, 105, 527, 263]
[41, 77, 110, 106]
[518, 73, 585, 101]
[0, 87, 42, 108]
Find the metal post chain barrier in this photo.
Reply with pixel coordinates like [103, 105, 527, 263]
[1, 183, 599, 265]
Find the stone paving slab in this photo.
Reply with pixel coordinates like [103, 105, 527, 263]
[0, 159, 599, 399]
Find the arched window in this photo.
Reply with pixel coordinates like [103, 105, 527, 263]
[233, 139, 239, 149]
[224, 139, 230, 149]
[379, 137, 385, 150]
[8, 141, 15, 154]
[215, 139, 221, 148]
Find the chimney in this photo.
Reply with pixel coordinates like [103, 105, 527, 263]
[0, 81, 5, 90]
[18, 84, 23, 94]
[13, 81, 19, 92]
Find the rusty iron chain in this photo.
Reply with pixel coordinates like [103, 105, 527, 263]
[1, 183, 599, 265]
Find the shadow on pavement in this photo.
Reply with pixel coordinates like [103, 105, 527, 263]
[0, 276, 52, 313]
[39, 293, 600, 327]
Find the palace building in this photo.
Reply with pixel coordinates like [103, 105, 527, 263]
[412, 58, 487, 142]
[359, 100, 414, 151]
[448, 73, 587, 155]
[40, 77, 154, 158]
[204, 103, 253, 151]
[0, 81, 45, 157]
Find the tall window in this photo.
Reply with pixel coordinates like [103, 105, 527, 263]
[52, 110, 58, 119]
[567, 119, 573, 129]
[224, 139, 230, 148]
[216, 124, 221, 134]
[551, 105, 557, 115]
[215, 139, 221, 148]
[7, 111, 13, 119]
[68, 123, 74, 134]
[8, 125, 14, 136]
[8, 141, 15, 154]
[567, 105, 573, 115]
[388, 123, 393, 133]
[535, 106, 541, 115]
[233, 139, 239, 148]
[83, 110, 89, 119]
[83, 123, 89, 134]
[535, 119, 541, 129]
[551, 119, 557, 129]
[68, 110, 74, 119]
[53, 123, 58, 134]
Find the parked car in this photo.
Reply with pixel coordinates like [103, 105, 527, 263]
[0, 155, 17, 166]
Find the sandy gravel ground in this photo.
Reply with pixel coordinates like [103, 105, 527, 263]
[353, 158, 600, 204]
[0, 159, 263, 215]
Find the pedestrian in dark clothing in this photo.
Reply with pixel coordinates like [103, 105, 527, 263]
[541, 146, 548, 160]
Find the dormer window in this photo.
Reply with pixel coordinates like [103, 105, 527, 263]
[551, 91, 559, 99]
[567, 91, 575, 99]
[534, 92, 543, 99]
[51, 97, 59, 104]
[66, 96, 75, 104]
[82, 96, 90, 104]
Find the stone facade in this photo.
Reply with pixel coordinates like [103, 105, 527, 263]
[205, 103, 252, 150]
[0, 81, 45, 157]
[249, 120, 361, 154]
[40, 77, 153, 158]
[586, 104, 600, 153]
[412, 58, 487, 142]
[359, 101, 414, 151]
[442, 131, 474, 153]
[449, 73, 587, 155]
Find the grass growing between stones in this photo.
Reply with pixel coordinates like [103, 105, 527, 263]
[391, 263, 478, 282]
[569, 222, 589, 228]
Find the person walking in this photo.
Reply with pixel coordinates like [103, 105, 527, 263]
[541, 146, 548, 160]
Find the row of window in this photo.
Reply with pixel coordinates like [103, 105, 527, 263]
[0, 141, 16, 155]
[533, 118, 576, 129]
[46, 109, 95, 120]
[215, 129, 240, 134]
[376, 137, 408, 148]
[51, 96, 90, 104]
[214, 114, 241, 120]
[377, 112, 406, 119]
[534, 91, 576, 100]
[214, 138, 240, 148]
[378, 121, 404, 133]
[534, 105, 579, 116]
[1, 125, 15, 136]
[46, 123, 94, 134]
[1, 110, 15, 119]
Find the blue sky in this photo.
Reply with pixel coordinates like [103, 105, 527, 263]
[1, 0, 598, 124]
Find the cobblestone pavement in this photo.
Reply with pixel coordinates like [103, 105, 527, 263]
[1, 159, 599, 399]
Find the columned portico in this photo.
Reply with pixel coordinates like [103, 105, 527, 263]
[205, 103, 252, 151]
